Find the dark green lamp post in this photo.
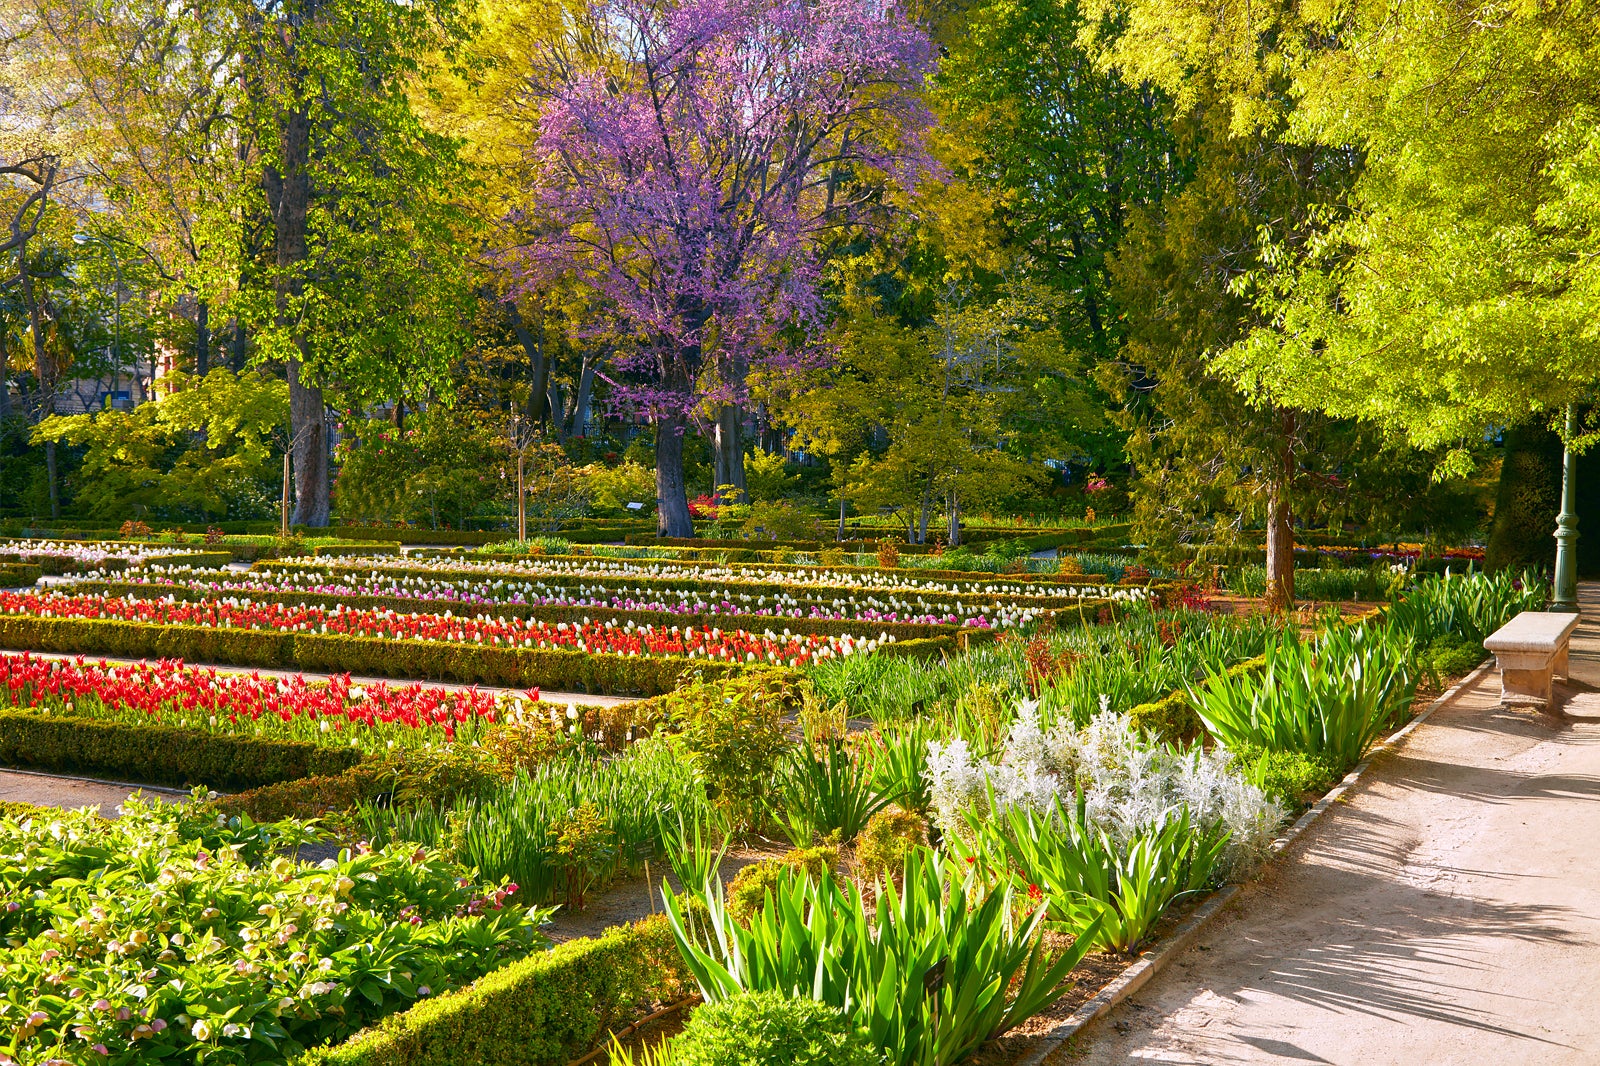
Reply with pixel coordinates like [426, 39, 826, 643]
[1552, 404, 1580, 612]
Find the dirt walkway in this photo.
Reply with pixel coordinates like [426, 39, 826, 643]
[1057, 586, 1600, 1066]
[0, 768, 188, 817]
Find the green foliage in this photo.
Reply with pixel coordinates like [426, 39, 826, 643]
[1237, 747, 1343, 805]
[335, 410, 509, 529]
[664, 669, 796, 832]
[743, 448, 801, 502]
[1428, 635, 1487, 681]
[296, 918, 688, 1066]
[776, 741, 893, 847]
[663, 851, 1093, 1066]
[1, 800, 547, 1065]
[1386, 570, 1547, 647]
[32, 369, 286, 521]
[658, 809, 732, 895]
[1188, 626, 1417, 770]
[353, 738, 708, 906]
[742, 500, 815, 540]
[625, 991, 883, 1066]
[216, 748, 497, 824]
[1487, 424, 1562, 572]
[962, 799, 1227, 953]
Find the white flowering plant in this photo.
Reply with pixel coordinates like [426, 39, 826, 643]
[927, 699, 1284, 880]
[0, 797, 550, 1065]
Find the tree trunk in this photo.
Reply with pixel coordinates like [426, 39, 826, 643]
[947, 488, 961, 546]
[0, 326, 9, 422]
[655, 410, 693, 537]
[570, 352, 597, 437]
[715, 404, 746, 502]
[547, 381, 564, 437]
[837, 495, 847, 541]
[231, 318, 247, 371]
[196, 298, 210, 377]
[1264, 436, 1296, 611]
[16, 240, 58, 518]
[505, 301, 549, 426]
[288, 360, 328, 526]
[266, 92, 328, 527]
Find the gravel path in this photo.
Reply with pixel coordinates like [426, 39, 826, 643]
[0, 768, 188, 818]
[1054, 586, 1600, 1066]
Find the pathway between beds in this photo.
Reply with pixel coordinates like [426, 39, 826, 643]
[1055, 583, 1600, 1066]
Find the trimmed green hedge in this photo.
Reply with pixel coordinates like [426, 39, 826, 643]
[0, 709, 359, 790]
[0, 616, 737, 695]
[0, 564, 42, 588]
[295, 919, 685, 1066]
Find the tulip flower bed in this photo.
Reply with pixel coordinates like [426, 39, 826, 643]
[0, 653, 537, 752]
[0, 799, 550, 1066]
[0, 538, 230, 575]
[85, 564, 1041, 634]
[254, 554, 1134, 604]
[0, 590, 876, 666]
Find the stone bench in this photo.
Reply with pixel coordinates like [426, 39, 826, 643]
[1483, 611, 1582, 707]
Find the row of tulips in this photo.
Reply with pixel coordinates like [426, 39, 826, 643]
[109, 565, 1038, 628]
[0, 653, 550, 750]
[0, 539, 203, 568]
[254, 553, 1131, 601]
[0, 590, 886, 667]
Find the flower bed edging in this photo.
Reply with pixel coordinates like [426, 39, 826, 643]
[1009, 658, 1496, 1066]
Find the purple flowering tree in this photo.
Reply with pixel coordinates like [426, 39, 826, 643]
[512, 0, 934, 536]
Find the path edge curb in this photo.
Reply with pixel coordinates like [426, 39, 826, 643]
[1010, 658, 1496, 1066]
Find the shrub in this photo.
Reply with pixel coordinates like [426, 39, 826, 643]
[0, 709, 359, 790]
[630, 991, 882, 1066]
[298, 917, 688, 1066]
[875, 538, 900, 569]
[664, 669, 796, 831]
[1430, 634, 1487, 680]
[1188, 625, 1418, 771]
[962, 800, 1227, 953]
[853, 808, 926, 887]
[1, 800, 547, 1066]
[727, 845, 839, 923]
[1238, 747, 1343, 805]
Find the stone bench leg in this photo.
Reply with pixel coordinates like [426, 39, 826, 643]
[1496, 655, 1556, 707]
[1555, 644, 1570, 681]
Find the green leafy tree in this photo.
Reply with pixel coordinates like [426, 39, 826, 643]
[32, 368, 286, 519]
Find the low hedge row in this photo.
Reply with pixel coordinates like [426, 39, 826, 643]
[0, 563, 42, 587]
[78, 580, 994, 645]
[296, 917, 687, 1066]
[0, 708, 360, 790]
[0, 616, 738, 695]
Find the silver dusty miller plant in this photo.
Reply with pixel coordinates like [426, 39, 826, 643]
[926, 697, 1284, 879]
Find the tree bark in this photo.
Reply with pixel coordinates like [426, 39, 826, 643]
[0, 326, 9, 422]
[266, 88, 328, 526]
[570, 351, 597, 437]
[715, 404, 746, 502]
[1264, 427, 1296, 611]
[16, 238, 58, 518]
[655, 410, 693, 536]
[231, 318, 247, 371]
[947, 488, 961, 546]
[505, 301, 549, 426]
[196, 297, 210, 377]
